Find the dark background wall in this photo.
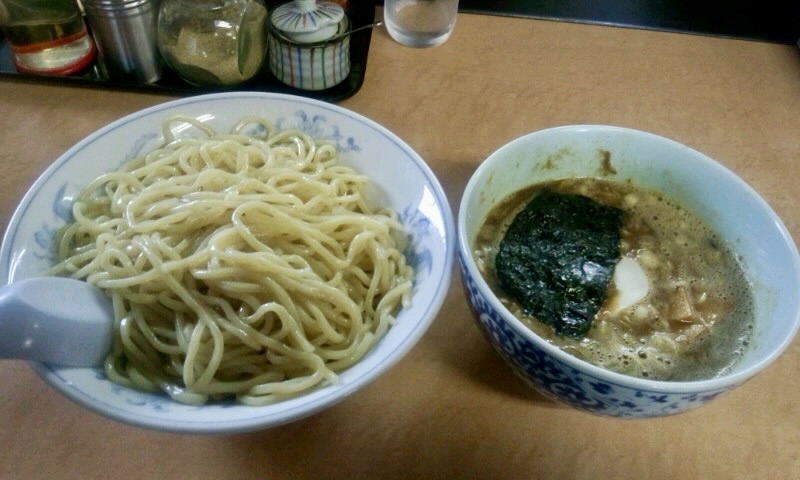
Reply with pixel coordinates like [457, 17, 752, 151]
[385, 0, 800, 44]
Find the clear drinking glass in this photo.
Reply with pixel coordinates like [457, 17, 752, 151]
[383, 0, 459, 48]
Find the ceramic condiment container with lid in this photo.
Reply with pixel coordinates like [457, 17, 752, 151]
[267, 0, 351, 91]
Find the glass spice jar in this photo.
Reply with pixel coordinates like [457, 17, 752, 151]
[156, 0, 268, 87]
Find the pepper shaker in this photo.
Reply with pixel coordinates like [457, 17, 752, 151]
[82, 0, 163, 83]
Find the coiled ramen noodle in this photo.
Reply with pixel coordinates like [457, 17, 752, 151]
[50, 115, 415, 405]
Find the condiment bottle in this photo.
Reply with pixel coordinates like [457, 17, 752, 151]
[0, 0, 96, 75]
[157, 0, 268, 87]
[82, 0, 163, 83]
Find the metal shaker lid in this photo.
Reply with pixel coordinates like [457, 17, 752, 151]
[82, 0, 155, 12]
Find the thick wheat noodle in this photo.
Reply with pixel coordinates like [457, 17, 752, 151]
[50, 115, 414, 405]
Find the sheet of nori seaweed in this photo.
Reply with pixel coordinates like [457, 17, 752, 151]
[495, 191, 623, 338]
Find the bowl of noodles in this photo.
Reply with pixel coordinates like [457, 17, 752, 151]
[0, 92, 455, 433]
[458, 125, 800, 418]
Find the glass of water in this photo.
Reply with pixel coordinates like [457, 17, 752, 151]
[384, 0, 459, 48]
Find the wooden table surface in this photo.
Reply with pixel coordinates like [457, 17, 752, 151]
[1, 11, 799, 479]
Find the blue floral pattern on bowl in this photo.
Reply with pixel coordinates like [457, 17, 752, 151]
[458, 251, 737, 418]
[1, 92, 456, 433]
[33, 110, 431, 281]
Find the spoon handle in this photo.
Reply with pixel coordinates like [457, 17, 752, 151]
[0, 277, 114, 367]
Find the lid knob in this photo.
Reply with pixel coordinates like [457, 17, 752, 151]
[271, 0, 345, 43]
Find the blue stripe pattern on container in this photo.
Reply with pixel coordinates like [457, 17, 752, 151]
[267, 18, 351, 91]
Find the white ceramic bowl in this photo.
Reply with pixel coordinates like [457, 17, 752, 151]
[0, 92, 456, 433]
[458, 125, 800, 418]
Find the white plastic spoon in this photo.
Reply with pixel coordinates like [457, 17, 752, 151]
[0, 277, 113, 367]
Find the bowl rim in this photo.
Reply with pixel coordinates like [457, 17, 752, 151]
[458, 124, 800, 394]
[1, 91, 457, 433]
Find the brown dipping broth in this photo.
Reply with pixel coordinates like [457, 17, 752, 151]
[474, 177, 754, 381]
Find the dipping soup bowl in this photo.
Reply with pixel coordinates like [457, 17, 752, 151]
[457, 125, 800, 418]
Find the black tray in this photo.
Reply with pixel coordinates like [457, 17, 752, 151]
[0, 0, 376, 102]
